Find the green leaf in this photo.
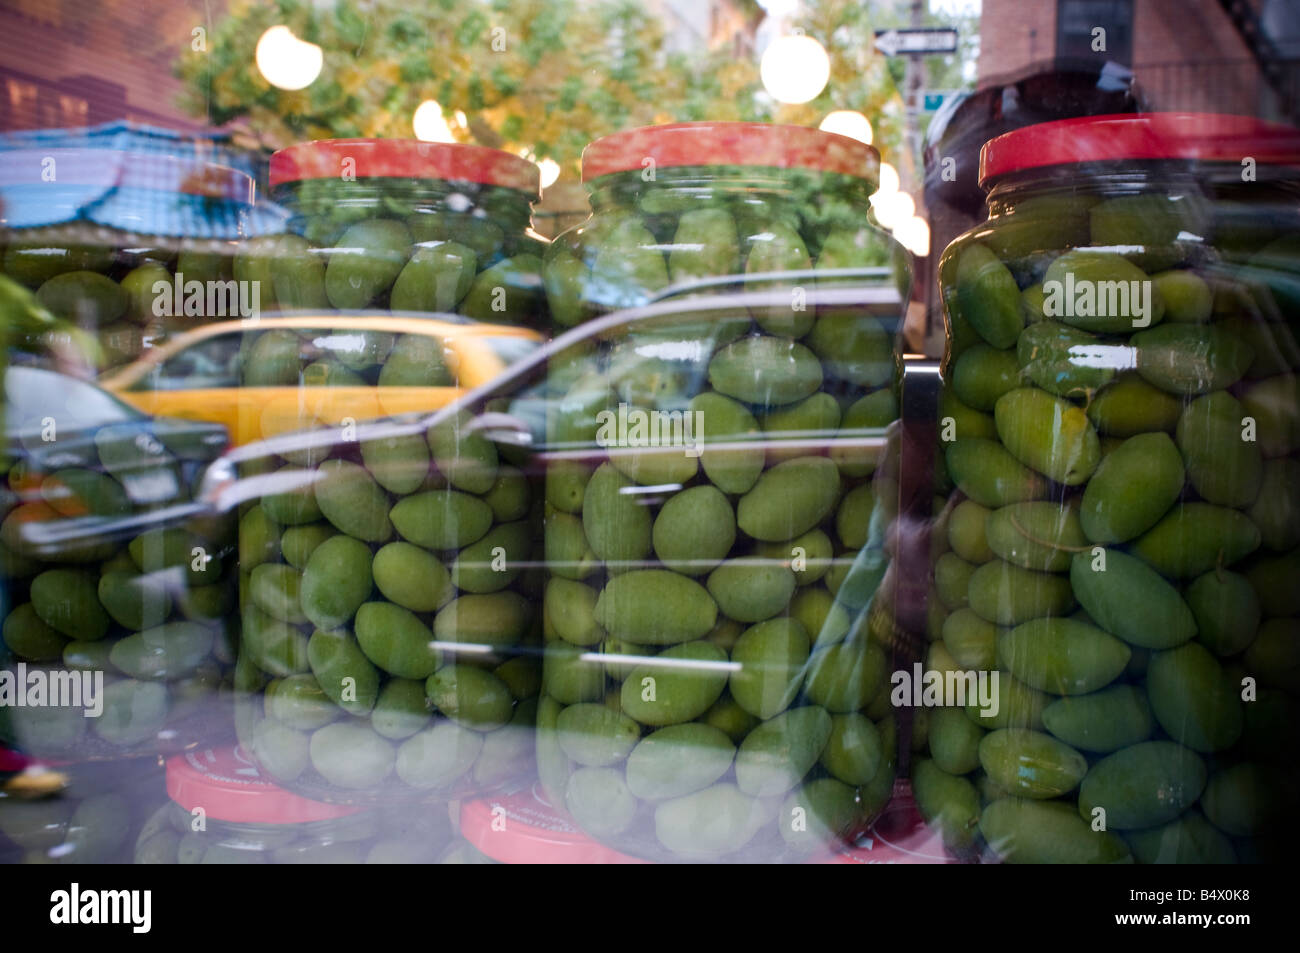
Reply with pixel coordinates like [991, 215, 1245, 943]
[400, 54, 432, 83]
[456, 10, 489, 48]
[500, 114, 524, 141]
[491, 65, 520, 98]
[558, 75, 582, 112]
[334, 2, 368, 49]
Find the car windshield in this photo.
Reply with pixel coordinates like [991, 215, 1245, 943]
[5, 366, 142, 437]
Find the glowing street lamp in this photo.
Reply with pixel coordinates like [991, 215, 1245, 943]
[876, 161, 900, 196]
[536, 158, 561, 190]
[760, 34, 831, 105]
[893, 215, 931, 257]
[819, 110, 873, 145]
[871, 190, 915, 230]
[255, 26, 323, 91]
[413, 100, 456, 143]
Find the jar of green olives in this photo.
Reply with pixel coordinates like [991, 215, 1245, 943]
[134, 745, 453, 863]
[535, 122, 912, 862]
[542, 121, 910, 330]
[261, 139, 547, 327]
[232, 406, 542, 804]
[921, 113, 1300, 864]
[0, 753, 166, 864]
[0, 149, 263, 373]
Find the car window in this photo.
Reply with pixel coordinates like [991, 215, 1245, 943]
[478, 335, 543, 368]
[500, 310, 730, 454]
[6, 366, 141, 435]
[238, 328, 459, 388]
[142, 332, 243, 390]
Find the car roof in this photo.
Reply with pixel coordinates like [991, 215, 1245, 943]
[215, 283, 905, 471]
[98, 311, 543, 389]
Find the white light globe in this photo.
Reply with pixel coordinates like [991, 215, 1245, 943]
[893, 216, 931, 257]
[760, 35, 831, 105]
[876, 161, 900, 196]
[413, 100, 456, 143]
[872, 191, 915, 230]
[536, 158, 561, 190]
[819, 110, 873, 145]
[256, 26, 323, 91]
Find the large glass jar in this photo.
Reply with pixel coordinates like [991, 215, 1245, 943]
[134, 745, 453, 863]
[542, 121, 910, 331]
[534, 122, 913, 862]
[0, 753, 166, 864]
[1, 150, 250, 761]
[923, 113, 1300, 864]
[263, 139, 547, 329]
[0, 148, 265, 375]
[228, 401, 542, 803]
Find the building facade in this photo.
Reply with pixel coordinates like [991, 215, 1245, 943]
[0, 0, 217, 132]
[979, 0, 1300, 123]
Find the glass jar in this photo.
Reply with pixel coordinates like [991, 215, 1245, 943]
[534, 122, 913, 862]
[0, 753, 166, 864]
[1, 149, 251, 760]
[542, 121, 909, 332]
[0, 148, 264, 374]
[230, 402, 542, 803]
[0, 392, 238, 760]
[924, 113, 1300, 864]
[134, 745, 453, 863]
[264, 139, 547, 329]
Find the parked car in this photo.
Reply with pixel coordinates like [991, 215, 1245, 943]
[2, 365, 229, 559]
[98, 312, 543, 447]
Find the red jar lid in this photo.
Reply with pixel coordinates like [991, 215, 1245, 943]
[165, 746, 360, 825]
[460, 784, 647, 864]
[581, 121, 880, 185]
[269, 138, 540, 196]
[980, 113, 1300, 187]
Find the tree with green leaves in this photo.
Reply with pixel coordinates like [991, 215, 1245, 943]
[179, 0, 969, 173]
[181, 0, 766, 170]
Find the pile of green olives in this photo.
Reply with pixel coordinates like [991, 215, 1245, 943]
[918, 122, 1300, 864]
[262, 141, 548, 329]
[234, 407, 541, 802]
[533, 123, 914, 861]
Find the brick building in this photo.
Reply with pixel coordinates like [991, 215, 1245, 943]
[978, 0, 1300, 123]
[0, 0, 218, 132]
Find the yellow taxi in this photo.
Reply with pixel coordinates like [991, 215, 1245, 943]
[98, 314, 542, 446]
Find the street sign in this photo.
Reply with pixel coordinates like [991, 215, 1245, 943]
[923, 90, 956, 111]
[873, 27, 959, 57]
